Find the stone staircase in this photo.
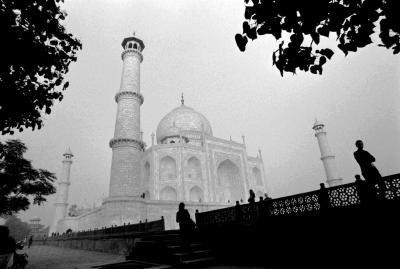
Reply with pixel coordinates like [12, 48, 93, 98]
[127, 230, 217, 268]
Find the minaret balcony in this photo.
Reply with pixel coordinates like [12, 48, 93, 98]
[109, 137, 145, 151]
[121, 49, 143, 62]
[320, 155, 335, 161]
[115, 91, 144, 105]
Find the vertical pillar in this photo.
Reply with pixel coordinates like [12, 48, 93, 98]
[313, 119, 342, 187]
[49, 148, 73, 235]
[109, 34, 146, 197]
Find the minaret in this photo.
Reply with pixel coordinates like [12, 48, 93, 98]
[312, 119, 342, 186]
[49, 148, 73, 235]
[108, 34, 145, 197]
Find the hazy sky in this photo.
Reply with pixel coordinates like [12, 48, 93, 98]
[4, 0, 399, 226]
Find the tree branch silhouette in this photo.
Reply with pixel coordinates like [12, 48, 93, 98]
[0, 0, 82, 134]
[235, 0, 399, 76]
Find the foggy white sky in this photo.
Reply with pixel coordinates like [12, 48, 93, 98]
[5, 0, 399, 226]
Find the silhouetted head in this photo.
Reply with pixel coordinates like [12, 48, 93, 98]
[179, 202, 185, 211]
[320, 183, 326, 189]
[355, 174, 362, 181]
[355, 140, 363, 149]
[236, 201, 240, 206]
[249, 189, 255, 195]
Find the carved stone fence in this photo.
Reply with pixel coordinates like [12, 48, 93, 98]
[196, 173, 400, 228]
[35, 218, 165, 254]
[48, 218, 165, 240]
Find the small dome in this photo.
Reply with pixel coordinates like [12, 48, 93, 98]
[64, 147, 73, 156]
[156, 105, 212, 144]
[312, 119, 324, 130]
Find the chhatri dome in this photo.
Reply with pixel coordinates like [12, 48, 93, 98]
[156, 95, 213, 144]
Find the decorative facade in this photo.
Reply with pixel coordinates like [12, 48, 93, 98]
[52, 34, 268, 233]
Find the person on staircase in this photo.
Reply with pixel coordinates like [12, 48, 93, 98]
[176, 202, 196, 252]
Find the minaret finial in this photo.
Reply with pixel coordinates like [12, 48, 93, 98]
[181, 93, 184, 105]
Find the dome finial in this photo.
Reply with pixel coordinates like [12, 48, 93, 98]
[181, 93, 184, 105]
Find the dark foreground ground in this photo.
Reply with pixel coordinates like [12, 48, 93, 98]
[24, 245, 269, 269]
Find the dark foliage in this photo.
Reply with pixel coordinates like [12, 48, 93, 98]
[0, 140, 56, 215]
[4, 215, 31, 241]
[0, 0, 82, 134]
[235, 0, 400, 75]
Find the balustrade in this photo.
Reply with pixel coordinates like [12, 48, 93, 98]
[49, 218, 164, 239]
[196, 173, 400, 227]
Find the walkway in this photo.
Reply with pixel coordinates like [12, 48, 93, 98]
[23, 245, 271, 269]
[25, 245, 125, 269]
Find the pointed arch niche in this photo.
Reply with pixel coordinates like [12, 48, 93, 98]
[189, 186, 203, 202]
[186, 157, 202, 180]
[160, 156, 176, 180]
[252, 167, 263, 186]
[144, 190, 150, 200]
[160, 186, 177, 201]
[144, 162, 150, 182]
[216, 159, 244, 203]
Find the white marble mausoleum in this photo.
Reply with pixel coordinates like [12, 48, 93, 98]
[49, 34, 268, 234]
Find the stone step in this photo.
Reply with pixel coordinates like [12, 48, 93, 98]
[140, 232, 181, 241]
[179, 256, 218, 268]
[172, 249, 213, 262]
[134, 240, 159, 249]
[166, 243, 207, 253]
[92, 260, 173, 269]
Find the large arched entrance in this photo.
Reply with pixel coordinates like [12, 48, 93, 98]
[160, 186, 177, 201]
[252, 167, 262, 186]
[189, 186, 204, 202]
[160, 156, 176, 180]
[216, 159, 245, 203]
[186, 157, 202, 180]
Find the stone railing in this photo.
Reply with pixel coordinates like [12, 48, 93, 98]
[48, 218, 165, 240]
[36, 218, 165, 254]
[196, 173, 400, 227]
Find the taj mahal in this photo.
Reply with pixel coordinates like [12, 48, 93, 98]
[49, 34, 343, 234]
[49, 34, 270, 234]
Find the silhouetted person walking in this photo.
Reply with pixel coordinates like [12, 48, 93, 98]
[248, 189, 255, 203]
[28, 235, 33, 248]
[176, 202, 195, 252]
[354, 140, 385, 200]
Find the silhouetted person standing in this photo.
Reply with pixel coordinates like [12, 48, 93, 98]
[354, 140, 385, 199]
[28, 235, 33, 248]
[235, 201, 242, 223]
[319, 183, 330, 212]
[248, 189, 255, 204]
[176, 203, 195, 252]
[0, 226, 16, 269]
[354, 174, 372, 206]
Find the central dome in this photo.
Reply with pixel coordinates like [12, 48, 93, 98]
[156, 104, 213, 144]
